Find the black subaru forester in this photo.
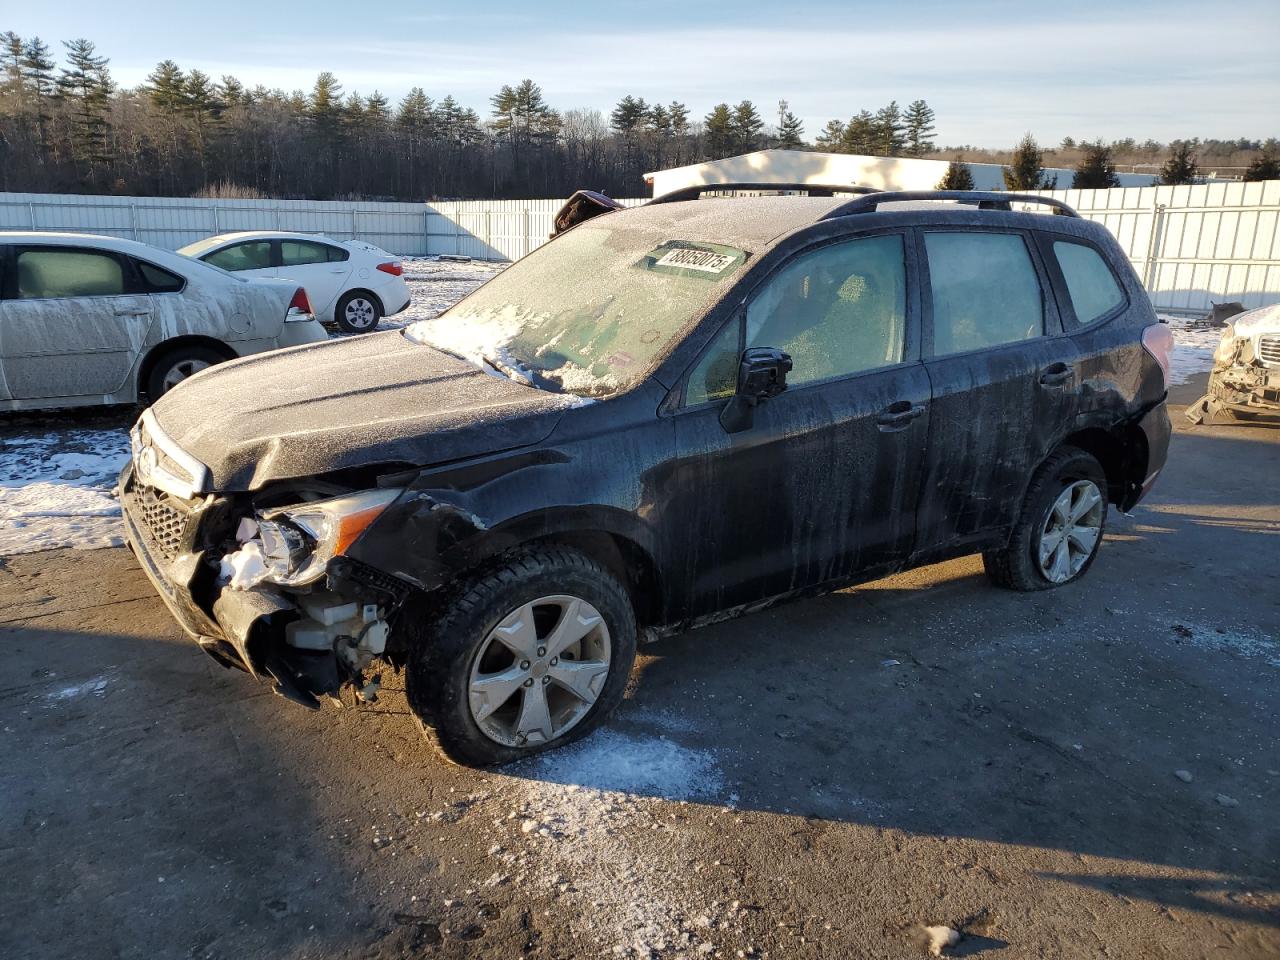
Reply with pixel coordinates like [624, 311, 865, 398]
[120, 189, 1172, 765]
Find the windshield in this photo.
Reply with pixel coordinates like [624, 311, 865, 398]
[404, 221, 749, 398]
[176, 236, 233, 258]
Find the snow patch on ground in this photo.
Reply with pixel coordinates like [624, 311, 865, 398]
[381, 256, 506, 331]
[45, 674, 111, 703]
[1163, 315, 1222, 385]
[523, 728, 726, 800]
[0, 430, 130, 555]
[1173, 621, 1280, 668]
[499, 725, 737, 957]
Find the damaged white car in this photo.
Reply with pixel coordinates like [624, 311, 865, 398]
[1186, 303, 1280, 423]
[0, 232, 329, 412]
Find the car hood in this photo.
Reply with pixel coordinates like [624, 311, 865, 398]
[1231, 303, 1280, 337]
[149, 331, 581, 492]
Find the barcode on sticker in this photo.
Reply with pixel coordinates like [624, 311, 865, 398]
[655, 248, 735, 274]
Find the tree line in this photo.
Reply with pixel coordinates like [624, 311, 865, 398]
[0, 32, 1274, 201]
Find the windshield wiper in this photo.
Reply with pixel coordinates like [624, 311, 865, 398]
[479, 353, 560, 393]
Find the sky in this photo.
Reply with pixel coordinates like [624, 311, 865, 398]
[4, 0, 1278, 147]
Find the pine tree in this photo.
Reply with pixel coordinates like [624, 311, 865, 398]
[871, 100, 904, 155]
[397, 87, 434, 135]
[841, 111, 876, 154]
[1072, 140, 1120, 189]
[609, 95, 648, 138]
[937, 158, 975, 190]
[667, 101, 689, 137]
[729, 100, 763, 153]
[647, 103, 671, 137]
[1, 32, 24, 113]
[903, 99, 935, 156]
[490, 79, 558, 143]
[218, 75, 247, 107]
[58, 38, 113, 173]
[703, 103, 733, 158]
[20, 37, 56, 154]
[364, 90, 391, 126]
[1003, 133, 1057, 190]
[1243, 150, 1279, 182]
[309, 71, 344, 139]
[1158, 142, 1199, 185]
[146, 60, 187, 113]
[815, 119, 845, 151]
[776, 99, 804, 149]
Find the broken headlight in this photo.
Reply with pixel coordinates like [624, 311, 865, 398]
[1214, 324, 1238, 365]
[253, 488, 402, 587]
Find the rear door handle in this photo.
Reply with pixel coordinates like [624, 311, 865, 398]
[876, 401, 926, 431]
[1039, 363, 1073, 386]
[114, 309, 149, 317]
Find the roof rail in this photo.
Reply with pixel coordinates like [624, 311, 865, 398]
[820, 190, 1080, 220]
[649, 183, 880, 204]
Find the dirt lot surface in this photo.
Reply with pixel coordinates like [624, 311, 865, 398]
[1, 377, 1277, 960]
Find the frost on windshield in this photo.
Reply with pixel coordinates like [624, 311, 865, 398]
[405, 225, 748, 398]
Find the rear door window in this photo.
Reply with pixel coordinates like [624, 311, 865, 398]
[133, 259, 185, 293]
[280, 240, 337, 267]
[14, 248, 126, 299]
[203, 240, 272, 272]
[924, 232, 1043, 355]
[1053, 240, 1125, 327]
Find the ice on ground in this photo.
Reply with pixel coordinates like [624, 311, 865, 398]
[0, 429, 130, 555]
[1164, 315, 1223, 385]
[523, 728, 725, 801]
[1173, 621, 1280, 668]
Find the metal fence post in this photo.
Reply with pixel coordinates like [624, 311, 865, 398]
[129, 203, 140, 241]
[1142, 203, 1167, 291]
[211, 202, 220, 234]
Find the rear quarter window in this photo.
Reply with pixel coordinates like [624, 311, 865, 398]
[1053, 240, 1125, 327]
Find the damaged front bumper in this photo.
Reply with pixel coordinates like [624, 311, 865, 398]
[119, 461, 412, 709]
[1186, 359, 1280, 424]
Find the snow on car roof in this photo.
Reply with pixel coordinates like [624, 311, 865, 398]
[605, 195, 848, 249]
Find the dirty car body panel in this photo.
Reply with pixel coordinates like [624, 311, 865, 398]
[118, 194, 1171, 715]
[0, 232, 327, 411]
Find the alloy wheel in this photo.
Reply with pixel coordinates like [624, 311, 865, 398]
[1038, 479, 1104, 583]
[344, 297, 377, 330]
[467, 595, 611, 747]
[161, 358, 210, 392]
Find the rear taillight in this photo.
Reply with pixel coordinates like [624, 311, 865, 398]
[287, 287, 313, 319]
[376, 261, 403, 277]
[1141, 321, 1174, 384]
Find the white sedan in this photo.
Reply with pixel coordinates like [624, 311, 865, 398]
[0, 232, 328, 412]
[178, 232, 412, 334]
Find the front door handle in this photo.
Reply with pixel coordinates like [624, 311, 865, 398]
[1039, 363, 1073, 386]
[876, 400, 926, 431]
[114, 309, 149, 317]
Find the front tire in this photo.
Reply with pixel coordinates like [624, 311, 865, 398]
[984, 446, 1108, 592]
[334, 291, 382, 334]
[405, 546, 637, 766]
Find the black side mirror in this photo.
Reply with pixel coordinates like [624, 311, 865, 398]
[719, 347, 792, 434]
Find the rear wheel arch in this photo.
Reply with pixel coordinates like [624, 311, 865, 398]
[138, 335, 237, 401]
[1061, 425, 1148, 507]
[343, 287, 384, 314]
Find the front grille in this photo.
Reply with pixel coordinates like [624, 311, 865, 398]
[1259, 335, 1280, 366]
[133, 483, 192, 562]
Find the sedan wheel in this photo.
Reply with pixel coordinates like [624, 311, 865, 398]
[336, 293, 381, 334]
[468, 595, 611, 747]
[161, 358, 211, 393]
[1037, 479, 1104, 583]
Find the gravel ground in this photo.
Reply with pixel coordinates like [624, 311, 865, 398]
[0, 376, 1277, 959]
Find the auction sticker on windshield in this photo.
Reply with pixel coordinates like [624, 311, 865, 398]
[637, 240, 748, 281]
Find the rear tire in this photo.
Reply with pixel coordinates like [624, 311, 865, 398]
[334, 291, 382, 334]
[145, 344, 226, 402]
[984, 446, 1108, 592]
[404, 546, 637, 766]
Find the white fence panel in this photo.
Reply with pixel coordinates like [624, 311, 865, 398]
[1032, 180, 1280, 314]
[2, 185, 1276, 314]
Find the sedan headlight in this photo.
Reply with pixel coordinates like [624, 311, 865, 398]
[1214, 324, 1237, 364]
[254, 488, 402, 586]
